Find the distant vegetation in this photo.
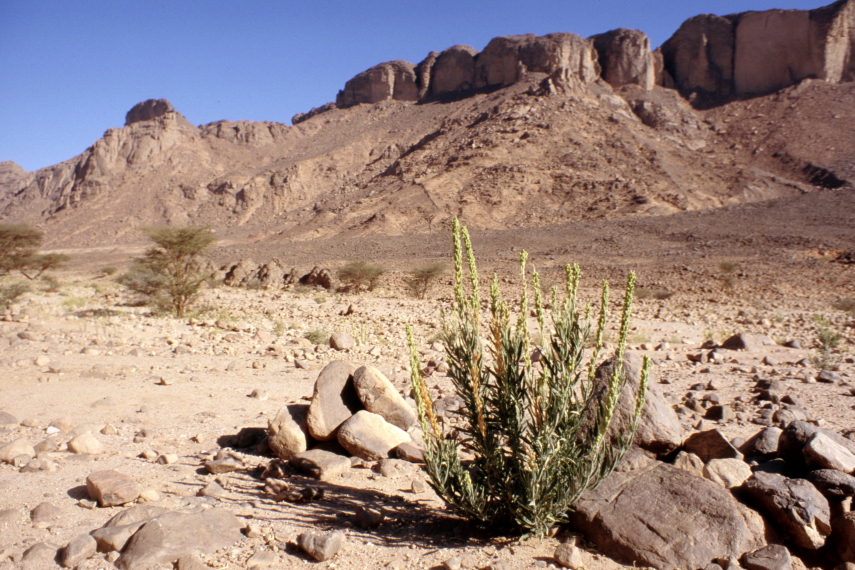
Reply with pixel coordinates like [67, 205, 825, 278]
[404, 263, 446, 299]
[337, 260, 385, 293]
[0, 223, 69, 280]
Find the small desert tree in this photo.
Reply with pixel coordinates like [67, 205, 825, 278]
[404, 262, 446, 299]
[119, 226, 215, 317]
[407, 219, 650, 537]
[0, 223, 69, 279]
[337, 259, 385, 293]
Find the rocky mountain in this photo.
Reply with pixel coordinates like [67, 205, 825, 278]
[1, 0, 853, 248]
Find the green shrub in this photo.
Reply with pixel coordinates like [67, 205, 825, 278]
[0, 281, 31, 306]
[303, 329, 329, 345]
[404, 263, 446, 299]
[811, 315, 843, 371]
[337, 260, 384, 293]
[99, 266, 118, 277]
[718, 260, 740, 292]
[117, 226, 215, 317]
[0, 223, 69, 279]
[406, 219, 650, 537]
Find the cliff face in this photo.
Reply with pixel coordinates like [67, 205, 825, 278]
[2, 1, 854, 249]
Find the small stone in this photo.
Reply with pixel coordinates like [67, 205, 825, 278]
[247, 551, 279, 568]
[101, 424, 118, 435]
[291, 449, 351, 481]
[411, 480, 428, 494]
[684, 429, 743, 462]
[141, 449, 158, 460]
[68, 431, 104, 455]
[30, 502, 61, 527]
[394, 442, 425, 463]
[86, 470, 141, 507]
[555, 543, 584, 569]
[817, 370, 841, 383]
[355, 505, 385, 528]
[741, 544, 792, 570]
[0, 437, 35, 464]
[673, 451, 705, 476]
[329, 332, 355, 351]
[157, 453, 179, 465]
[0, 411, 18, 425]
[443, 555, 462, 570]
[22, 542, 59, 565]
[138, 489, 161, 502]
[250, 389, 268, 400]
[35, 355, 50, 367]
[703, 458, 753, 488]
[297, 530, 345, 561]
[61, 534, 97, 568]
[205, 456, 243, 474]
[199, 481, 228, 498]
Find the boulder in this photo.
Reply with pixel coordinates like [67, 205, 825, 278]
[125, 99, 174, 126]
[115, 509, 243, 570]
[61, 534, 97, 568]
[86, 470, 141, 507]
[291, 448, 351, 481]
[223, 258, 259, 287]
[807, 469, 855, 500]
[329, 332, 355, 351]
[741, 471, 831, 549]
[570, 461, 766, 570]
[299, 267, 334, 289]
[684, 429, 743, 462]
[336, 60, 419, 107]
[429, 45, 478, 97]
[590, 353, 683, 455]
[703, 458, 753, 488]
[474, 33, 599, 90]
[68, 431, 104, 455]
[352, 365, 416, 429]
[741, 544, 792, 570]
[337, 410, 412, 461]
[268, 404, 311, 460]
[740, 427, 783, 457]
[0, 437, 34, 464]
[803, 432, 855, 473]
[306, 361, 360, 441]
[590, 28, 655, 90]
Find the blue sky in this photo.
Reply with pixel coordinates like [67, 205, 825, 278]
[1, 0, 825, 172]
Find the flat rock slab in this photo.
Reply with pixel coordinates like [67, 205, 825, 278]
[353, 365, 416, 429]
[86, 470, 141, 507]
[337, 410, 411, 461]
[115, 508, 243, 570]
[742, 471, 830, 550]
[307, 361, 359, 441]
[570, 462, 766, 570]
[684, 429, 743, 462]
[291, 448, 351, 481]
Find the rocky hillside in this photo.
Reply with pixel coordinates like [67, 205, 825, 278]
[1, 0, 854, 248]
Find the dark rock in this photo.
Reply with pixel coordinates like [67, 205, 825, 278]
[684, 429, 744, 462]
[739, 427, 782, 457]
[307, 361, 359, 441]
[570, 462, 766, 570]
[741, 545, 792, 570]
[720, 334, 772, 351]
[590, 353, 683, 455]
[741, 471, 831, 549]
[61, 534, 97, 567]
[807, 470, 855, 500]
[86, 470, 140, 507]
[125, 99, 174, 126]
[394, 442, 425, 463]
[291, 448, 351, 481]
[834, 512, 855, 563]
[296, 530, 345, 562]
[299, 267, 334, 289]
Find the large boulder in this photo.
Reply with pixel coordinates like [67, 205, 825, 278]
[429, 45, 478, 97]
[741, 471, 831, 550]
[570, 461, 767, 570]
[306, 361, 360, 441]
[337, 410, 411, 461]
[352, 365, 416, 429]
[268, 404, 311, 460]
[590, 28, 655, 90]
[336, 60, 419, 107]
[474, 33, 599, 90]
[590, 352, 683, 455]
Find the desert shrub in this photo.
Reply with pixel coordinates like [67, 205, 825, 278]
[718, 260, 740, 292]
[99, 266, 118, 277]
[314, 294, 327, 304]
[337, 260, 385, 293]
[811, 315, 843, 371]
[0, 281, 31, 306]
[41, 274, 62, 293]
[406, 219, 650, 537]
[404, 263, 446, 299]
[117, 226, 215, 317]
[832, 297, 855, 314]
[635, 287, 673, 300]
[303, 329, 329, 345]
[0, 224, 70, 279]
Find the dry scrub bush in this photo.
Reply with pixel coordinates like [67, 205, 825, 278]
[404, 263, 446, 299]
[337, 260, 384, 293]
[407, 219, 650, 537]
[118, 226, 215, 317]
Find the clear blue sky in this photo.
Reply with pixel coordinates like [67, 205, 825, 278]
[1, 0, 825, 172]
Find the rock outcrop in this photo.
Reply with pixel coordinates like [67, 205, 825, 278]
[0, 161, 28, 194]
[336, 60, 420, 107]
[125, 99, 175, 126]
[429, 45, 479, 97]
[661, 0, 855, 101]
[590, 28, 655, 90]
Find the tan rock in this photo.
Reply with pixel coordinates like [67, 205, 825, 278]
[703, 458, 753, 488]
[804, 432, 855, 473]
[352, 365, 416, 430]
[0, 438, 34, 464]
[591, 28, 655, 90]
[68, 431, 104, 455]
[430, 45, 478, 97]
[337, 61, 419, 107]
[268, 404, 311, 460]
[307, 360, 359, 441]
[86, 470, 141, 507]
[337, 410, 411, 461]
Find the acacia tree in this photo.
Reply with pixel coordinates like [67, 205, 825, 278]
[119, 226, 215, 317]
[0, 224, 69, 279]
